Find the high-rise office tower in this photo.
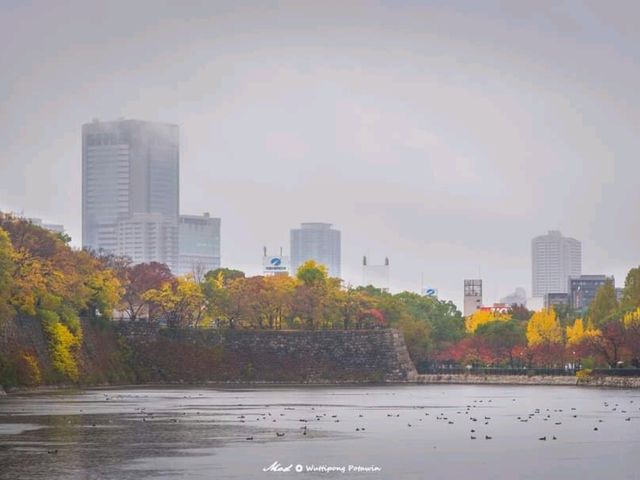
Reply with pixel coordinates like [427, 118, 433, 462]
[290, 223, 341, 278]
[82, 119, 179, 270]
[531, 230, 581, 297]
[177, 212, 221, 278]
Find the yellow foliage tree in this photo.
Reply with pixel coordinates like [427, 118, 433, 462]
[465, 309, 511, 333]
[623, 308, 640, 329]
[0, 228, 15, 323]
[527, 308, 563, 346]
[42, 316, 82, 381]
[566, 318, 601, 346]
[143, 276, 207, 327]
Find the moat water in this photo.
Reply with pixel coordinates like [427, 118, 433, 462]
[0, 385, 639, 479]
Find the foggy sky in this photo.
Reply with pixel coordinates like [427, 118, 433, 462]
[1, 0, 639, 308]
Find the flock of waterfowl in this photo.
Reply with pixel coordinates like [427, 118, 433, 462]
[36, 392, 637, 453]
[223, 396, 637, 443]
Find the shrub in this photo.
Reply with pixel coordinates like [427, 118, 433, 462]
[576, 369, 593, 380]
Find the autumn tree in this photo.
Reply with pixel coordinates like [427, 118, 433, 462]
[565, 318, 600, 362]
[0, 228, 15, 323]
[142, 276, 207, 328]
[121, 262, 174, 321]
[527, 309, 563, 346]
[292, 261, 331, 329]
[259, 275, 297, 329]
[201, 274, 262, 329]
[466, 309, 511, 334]
[526, 309, 563, 366]
[0, 213, 122, 381]
[475, 320, 526, 366]
[623, 308, 640, 365]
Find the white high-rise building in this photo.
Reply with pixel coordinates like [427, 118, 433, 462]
[82, 119, 179, 270]
[290, 223, 341, 278]
[531, 230, 581, 297]
[116, 213, 178, 268]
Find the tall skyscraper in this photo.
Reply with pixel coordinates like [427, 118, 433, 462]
[531, 230, 581, 297]
[290, 223, 341, 278]
[82, 119, 179, 269]
[177, 213, 221, 277]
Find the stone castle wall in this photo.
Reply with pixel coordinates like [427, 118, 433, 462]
[117, 324, 418, 384]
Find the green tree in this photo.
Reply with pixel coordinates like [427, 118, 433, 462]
[621, 267, 640, 311]
[588, 279, 619, 327]
[204, 268, 245, 286]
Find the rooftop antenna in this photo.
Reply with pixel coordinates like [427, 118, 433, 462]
[362, 255, 367, 285]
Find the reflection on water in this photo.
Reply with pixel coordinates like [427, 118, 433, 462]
[0, 385, 639, 479]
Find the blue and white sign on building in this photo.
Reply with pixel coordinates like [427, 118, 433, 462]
[423, 287, 438, 297]
[263, 255, 290, 275]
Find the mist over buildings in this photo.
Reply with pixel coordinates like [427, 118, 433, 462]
[1, 0, 639, 308]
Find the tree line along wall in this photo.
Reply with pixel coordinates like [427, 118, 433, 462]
[0, 316, 134, 387]
[117, 324, 418, 384]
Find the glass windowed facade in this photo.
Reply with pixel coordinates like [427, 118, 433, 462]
[82, 119, 179, 270]
[290, 223, 341, 278]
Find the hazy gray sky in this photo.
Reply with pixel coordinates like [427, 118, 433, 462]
[1, 0, 639, 307]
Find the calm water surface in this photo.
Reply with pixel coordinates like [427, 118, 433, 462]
[0, 385, 639, 479]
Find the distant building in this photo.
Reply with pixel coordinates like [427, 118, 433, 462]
[177, 213, 221, 277]
[544, 292, 570, 309]
[568, 275, 614, 313]
[116, 213, 178, 269]
[290, 223, 341, 278]
[362, 256, 390, 292]
[82, 119, 179, 269]
[532, 230, 581, 297]
[464, 279, 483, 317]
[262, 247, 289, 276]
[500, 287, 527, 307]
[27, 217, 65, 235]
[479, 303, 510, 314]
